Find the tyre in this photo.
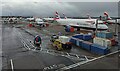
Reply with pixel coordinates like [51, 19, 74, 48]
[36, 47, 41, 50]
[36, 44, 40, 46]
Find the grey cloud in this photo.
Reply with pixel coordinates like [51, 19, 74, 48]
[1, 2, 118, 17]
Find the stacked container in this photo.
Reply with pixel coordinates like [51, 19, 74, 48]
[59, 36, 70, 44]
[72, 34, 83, 39]
[108, 38, 116, 46]
[93, 37, 111, 49]
[69, 37, 83, 47]
[82, 41, 92, 50]
[69, 37, 76, 44]
[70, 37, 93, 50]
[69, 36, 110, 55]
[94, 31, 114, 49]
[72, 34, 92, 41]
[91, 44, 110, 55]
[82, 34, 92, 41]
[96, 31, 113, 39]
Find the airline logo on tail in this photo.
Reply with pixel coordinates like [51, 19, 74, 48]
[103, 12, 113, 24]
[54, 11, 68, 20]
[54, 11, 60, 20]
[104, 12, 111, 20]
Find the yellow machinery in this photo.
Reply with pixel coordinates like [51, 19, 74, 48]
[52, 36, 72, 50]
[53, 39, 63, 50]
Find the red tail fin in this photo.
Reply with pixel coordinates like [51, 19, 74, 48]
[55, 11, 58, 15]
[54, 11, 60, 20]
[104, 12, 108, 16]
[104, 12, 111, 20]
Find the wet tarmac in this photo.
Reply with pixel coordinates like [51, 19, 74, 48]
[0, 23, 2, 71]
[1, 19, 120, 71]
[1, 24, 77, 70]
[73, 53, 119, 70]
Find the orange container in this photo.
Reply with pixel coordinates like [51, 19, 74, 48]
[70, 27, 74, 32]
[46, 24, 49, 27]
[28, 24, 32, 27]
[109, 38, 116, 46]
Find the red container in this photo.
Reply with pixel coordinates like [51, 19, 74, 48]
[28, 24, 32, 27]
[70, 27, 74, 32]
[46, 24, 49, 27]
[109, 38, 116, 46]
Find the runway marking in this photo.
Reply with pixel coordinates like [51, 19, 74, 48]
[85, 56, 89, 61]
[76, 55, 79, 59]
[19, 34, 93, 61]
[10, 59, 14, 71]
[58, 50, 120, 70]
[15, 28, 95, 63]
[67, 53, 70, 56]
[15, 25, 120, 70]
[16, 29, 37, 50]
[17, 31, 94, 61]
[43, 64, 66, 70]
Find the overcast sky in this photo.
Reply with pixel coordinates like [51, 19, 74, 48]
[0, 0, 119, 17]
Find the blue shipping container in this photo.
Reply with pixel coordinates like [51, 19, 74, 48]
[96, 32, 113, 39]
[76, 39, 83, 47]
[105, 32, 113, 39]
[70, 37, 83, 47]
[76, 40, 80, 46]
[96, 32, 101, 38]
[82, 41, 92, 50]
[69, 38, 76, 44]
[72, 34, 83, 39]
[82, 34, 92, 41]
[91, 44, 110, 55]
[78, 39, 83, 47]
[65, 25, 71, 29]
[65, 28, 70, 32]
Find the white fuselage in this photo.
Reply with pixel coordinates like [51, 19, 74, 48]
[35, 18, 44, 25]
[106, 19, 120, 24]
[26, 18, 35, 21]
[55, 18, 108, 30]
[43, 18, 54, 21]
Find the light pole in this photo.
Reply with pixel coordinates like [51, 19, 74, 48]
[114, 19, 118, 36]
[95, 19, 98, 35]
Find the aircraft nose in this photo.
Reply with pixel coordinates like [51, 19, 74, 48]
[98, 24, 108, 29]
